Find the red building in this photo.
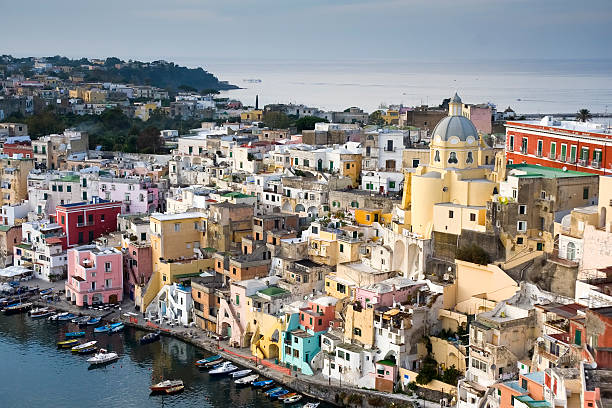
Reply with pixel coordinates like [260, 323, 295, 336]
[505, 117, 612, 175]
[299, 296, 339, 332]
[2, 142, 33, 158]
[54, 198, 122, 247]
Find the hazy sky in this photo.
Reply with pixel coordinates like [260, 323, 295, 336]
[2, 0, 611, 64]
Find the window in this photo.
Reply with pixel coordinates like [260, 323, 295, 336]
[235, 295, 239, 305]
[470, 213, 476, 222]
[448, 152, 458, 164]
[434, 150, 440, 162]
[389, 181, 395, 189]
[412, 159, 420, 167]
[521, 137, 528, 153]
[517, 237, 523, 244]
[581, 147, 589, 161]
[105, 279, 112, 288]
[449, 210, 454, 219]
[583, 187, 589, 200]
[346, 163, 350, 170]
[101, 214, 105, 222]
[52, 185, 57, 191]
[550, 142, 556, 159]
[174, 223, 180, 232]
[339, 244, 344, 253]
[518, 205, 527, 215]
[509, 135, 514, 151]
[67, 185, 71, 192]
[560, 144, 567, 160]
[570, 145, 577, 163]
[466, 151, 474, 164]
[353, 327, 361, 336]
[517, 221, 527, 232]
[537, 140, 543, 156]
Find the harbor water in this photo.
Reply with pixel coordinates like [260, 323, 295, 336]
[0, 313, 325, 407]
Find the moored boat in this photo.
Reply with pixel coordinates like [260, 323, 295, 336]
[85, 317, 101, 326]
[57, 339, 80, 348]
[71, 341, 97, 352]
[39, 288, 53, 296]
[231, 369, 252, 379]
[302, 403, 320, 408]
[72, 316, 90, 324]
[139, 331, 160, 345]
[109, 323, 124, 333]
[264, 386, 283, 396]
[150, 379, 183, 393]
[56, 313, 76, 321]
[278, 392, 297, 401]
[235, 374, 259, 385]
[29, 307, 55, 318]
[87, 349, 119, 365]
[65, 331, 85, 338]
[194, 355, 221, 368]
[252, 379, 273, 388]
[270, 389, 289, 400]
[3, 302, 32, 315]
[77, 346, 97, 355]
[165, 385, 185, 395]
[94, 322, 122, 333]
[282, 394, 303, 404]
[208, 361, 237, 376]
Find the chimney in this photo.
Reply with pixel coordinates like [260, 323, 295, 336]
[255, 95, 259, 110]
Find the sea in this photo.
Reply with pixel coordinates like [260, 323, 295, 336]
[0, 313, 326, 408]
[174, 57, 612, 116]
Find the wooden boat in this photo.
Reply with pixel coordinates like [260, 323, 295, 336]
[194, 355, 221, 368]
[94, 322, 122, 333]
[269, 389, 289, 400]
[29, 307, 55, 318]
[209, 361, 237, 376]
[150, 380, 183, 393]
[278, 392, 297, 401]
[252, 379, 274, 388]
[139, 331, 160, 345]
[71, 341, 97, 352]
[203, 358, 225, 368]
[231, 369, 252, 378]
[3, 302, 32, 315]
[165, 384, 185, 395]
[65, 331, 85, 338]
[87, 349, 119, 365]
[282, 394, 302, 404]
[57, 313, 76, 321]
[235, 374, 259, 385]
[302, 403, 320, 408]
[85, 317, 101, 326]
[264, 387, 283, 396]
[72, 316, 90, 324]
[39, 288, 53, 296]
[57, 339, 80, 348]
[109, 323, 124, 333]
[77, 346, 97, 355]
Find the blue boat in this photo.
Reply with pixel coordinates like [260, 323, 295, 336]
[80, 317, 101, 327]
[252, 379, 274, 388]
[65, 331, 85, 338]
[109, 323, 124, 333]
[94, 322, 122, 333]
[195, 355, 221, 368]
[39, 288, 53, 296]
[264, 387, 283, 396]
[57, 313, 76, 321]
[270, 389, 289, 400]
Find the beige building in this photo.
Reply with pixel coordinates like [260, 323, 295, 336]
[0, 156, 34, 207]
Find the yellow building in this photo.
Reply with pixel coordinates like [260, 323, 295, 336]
[382, 109, 400, 125]
[354, 208, 384, 226]
[240, 110, 263, 123]
[135, 102, 160, 121]
[339, 156, 362, 187]
[84, 90, 106, 103]
[398, 93, 499, 239]
[308, 228, 339, 266]
[0, 156, 34, 207]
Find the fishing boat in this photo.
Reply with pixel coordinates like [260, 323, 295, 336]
[109, 323, 124, 333]
[77, 346, 97, 355]
[29, 307, 55, 318]
[139, 331, 160, 345]
[194, 355, 221, 368]
[165, 384, 184, 395]
[39, 288, 53, 296]
[3, 302, 32, 315]
[94, 322, 122, 333]
[282, 394, 303, 404]
[85, 317, 101, 326]
[65, 331, 85, 338]
[203, 358, 224, 368]
[87, 349, 119, 365]
[270, 389, 289, 400]
[57, 339, 80, 348]
[209, 361, 237, 376]
[231, 369, 252, 379]
[252, 379, 274, 388]
[72, 316, 90, 324]
[302, 403, 320, 408]
[56, 313, 76, 321]
[264, 387, 283, 396]
[235, 374, 258, 385]
[71, 341, 97, 352]
[49, 312, 67, 321]
[278, 393, 297, 401]
[150, 380, 183, 393]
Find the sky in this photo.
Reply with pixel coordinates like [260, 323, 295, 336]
[1, 0, 611, 65]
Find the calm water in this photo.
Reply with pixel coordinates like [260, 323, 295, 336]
[0, 313, 316, 408]
[176, 57, 612, 114]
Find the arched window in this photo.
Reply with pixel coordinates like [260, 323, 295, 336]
[448, 152, 458, 164]
[566, 242, 576, 261]
[434, 150, 440, 162]
[466, 152, 474, 164]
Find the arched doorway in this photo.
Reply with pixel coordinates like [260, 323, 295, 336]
[307, 206, 317, 219]
[282, 201, 293, 212]
[295, 204, 305, 213]
[567, 241, 576, 261]
[221, 322, 232, 338]
[269, 343, 279, 360]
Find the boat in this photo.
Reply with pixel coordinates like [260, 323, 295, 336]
[278, 393, 297, 401]
[165, 384, 184, 395]
[71, 341, 97, 352]
[29, 307, 55, 318]
[302, 403, 320, 408]
[39, 288, 53, 296]
[139, 331, 160, 345]
[65, 331, 85, 338]
[252, 379, 274, 388]
[85, 317, 101, 326]
[231, 369, 252, 379]
[206, 361, 225, 370]
[77, 346, 98, 355]
[150, 380, 184, 393]
[203, 358, 224, 368]
[282, 394, 303, 404]
[3, 302, 32, 315]
[235, 374, 259, 385]
[109, 323, 124, 333]
[49, 312, 68, 321]
[57, 339, 80, 348]
[194, 355, 221, 368]
[208, 361, 237, 376]
[57, 313, 76, 321]
[94, 322, 122, 333]
[264, 387, 283, 396]
[87, 349, 119, 365]
[72, 316, 90, 324]
[270, 389, 289, 400]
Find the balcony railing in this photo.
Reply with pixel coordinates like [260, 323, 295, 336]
[520, 147, 528, 154]
[548, 152, 556, 159]
[558, 155, 567, 162]
[591, 161, 600, 169]
[536, 151, 543, 157]
[578, 159, 587, 166]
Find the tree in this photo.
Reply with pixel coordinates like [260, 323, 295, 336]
[416, 355, 439, 385]
[576, 109, 592, 122]
[294, 115, 328, 132]
[368, 110, 385, 126]
[456, 244, 491, 265]
[178, 84, 197, 93]
[137, 126, 162, 154]
[440, 365, 462, 386]
[263, 111, 291, 129]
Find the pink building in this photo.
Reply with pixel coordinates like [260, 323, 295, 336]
[354, 277, 423, 309]
[98, 178, 160, 214]
[123, 242, 153, 301]
[65, 245, 123, 307]
[299, 296, 339, 332]
[464, 104, 492, 134]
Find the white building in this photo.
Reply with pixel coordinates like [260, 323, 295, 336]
[363, 130, 407, 172]
[146, 282, 193, 326]
[361, 171, 404, 194]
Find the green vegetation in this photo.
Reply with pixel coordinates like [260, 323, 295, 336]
[456, 243, 491, 265]
[576, 108, 592, 122]
[416, 355, 462, 386]
[368, 110, 385, 126]
[294, 115, 328, 132]
[2, 106, 201, 153]
[263, 111, 291, 129]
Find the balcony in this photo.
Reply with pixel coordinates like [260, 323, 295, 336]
[591, 161, 600, 169]
[548, 152, 556, 160]
[520, 147, 528, 154]
[87, 286, 121, 293]
[557, 155, 567, 162]
[536, 151, 543, 158]
[578, 159, 587, 166]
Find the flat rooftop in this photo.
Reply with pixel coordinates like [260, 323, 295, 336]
[507, 164, 594, 179]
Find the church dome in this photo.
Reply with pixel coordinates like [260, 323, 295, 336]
[432, 115, 478, 142]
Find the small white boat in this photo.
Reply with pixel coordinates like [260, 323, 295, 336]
[71, 341, 97, 352]
[209, 361, 237, 375]
[302, 403, 320, 408]
[87, 349, 119, 365]
[235, 374, 258, 385]
[231, 369, 252, 378]
[283, 394, 303, 404]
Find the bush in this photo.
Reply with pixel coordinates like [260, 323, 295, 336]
[440, 365, 462, 386]
[456, 244, 491, 265]
[416, 355, 439, 385]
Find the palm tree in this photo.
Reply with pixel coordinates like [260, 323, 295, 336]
[576, 109, 592, 122]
